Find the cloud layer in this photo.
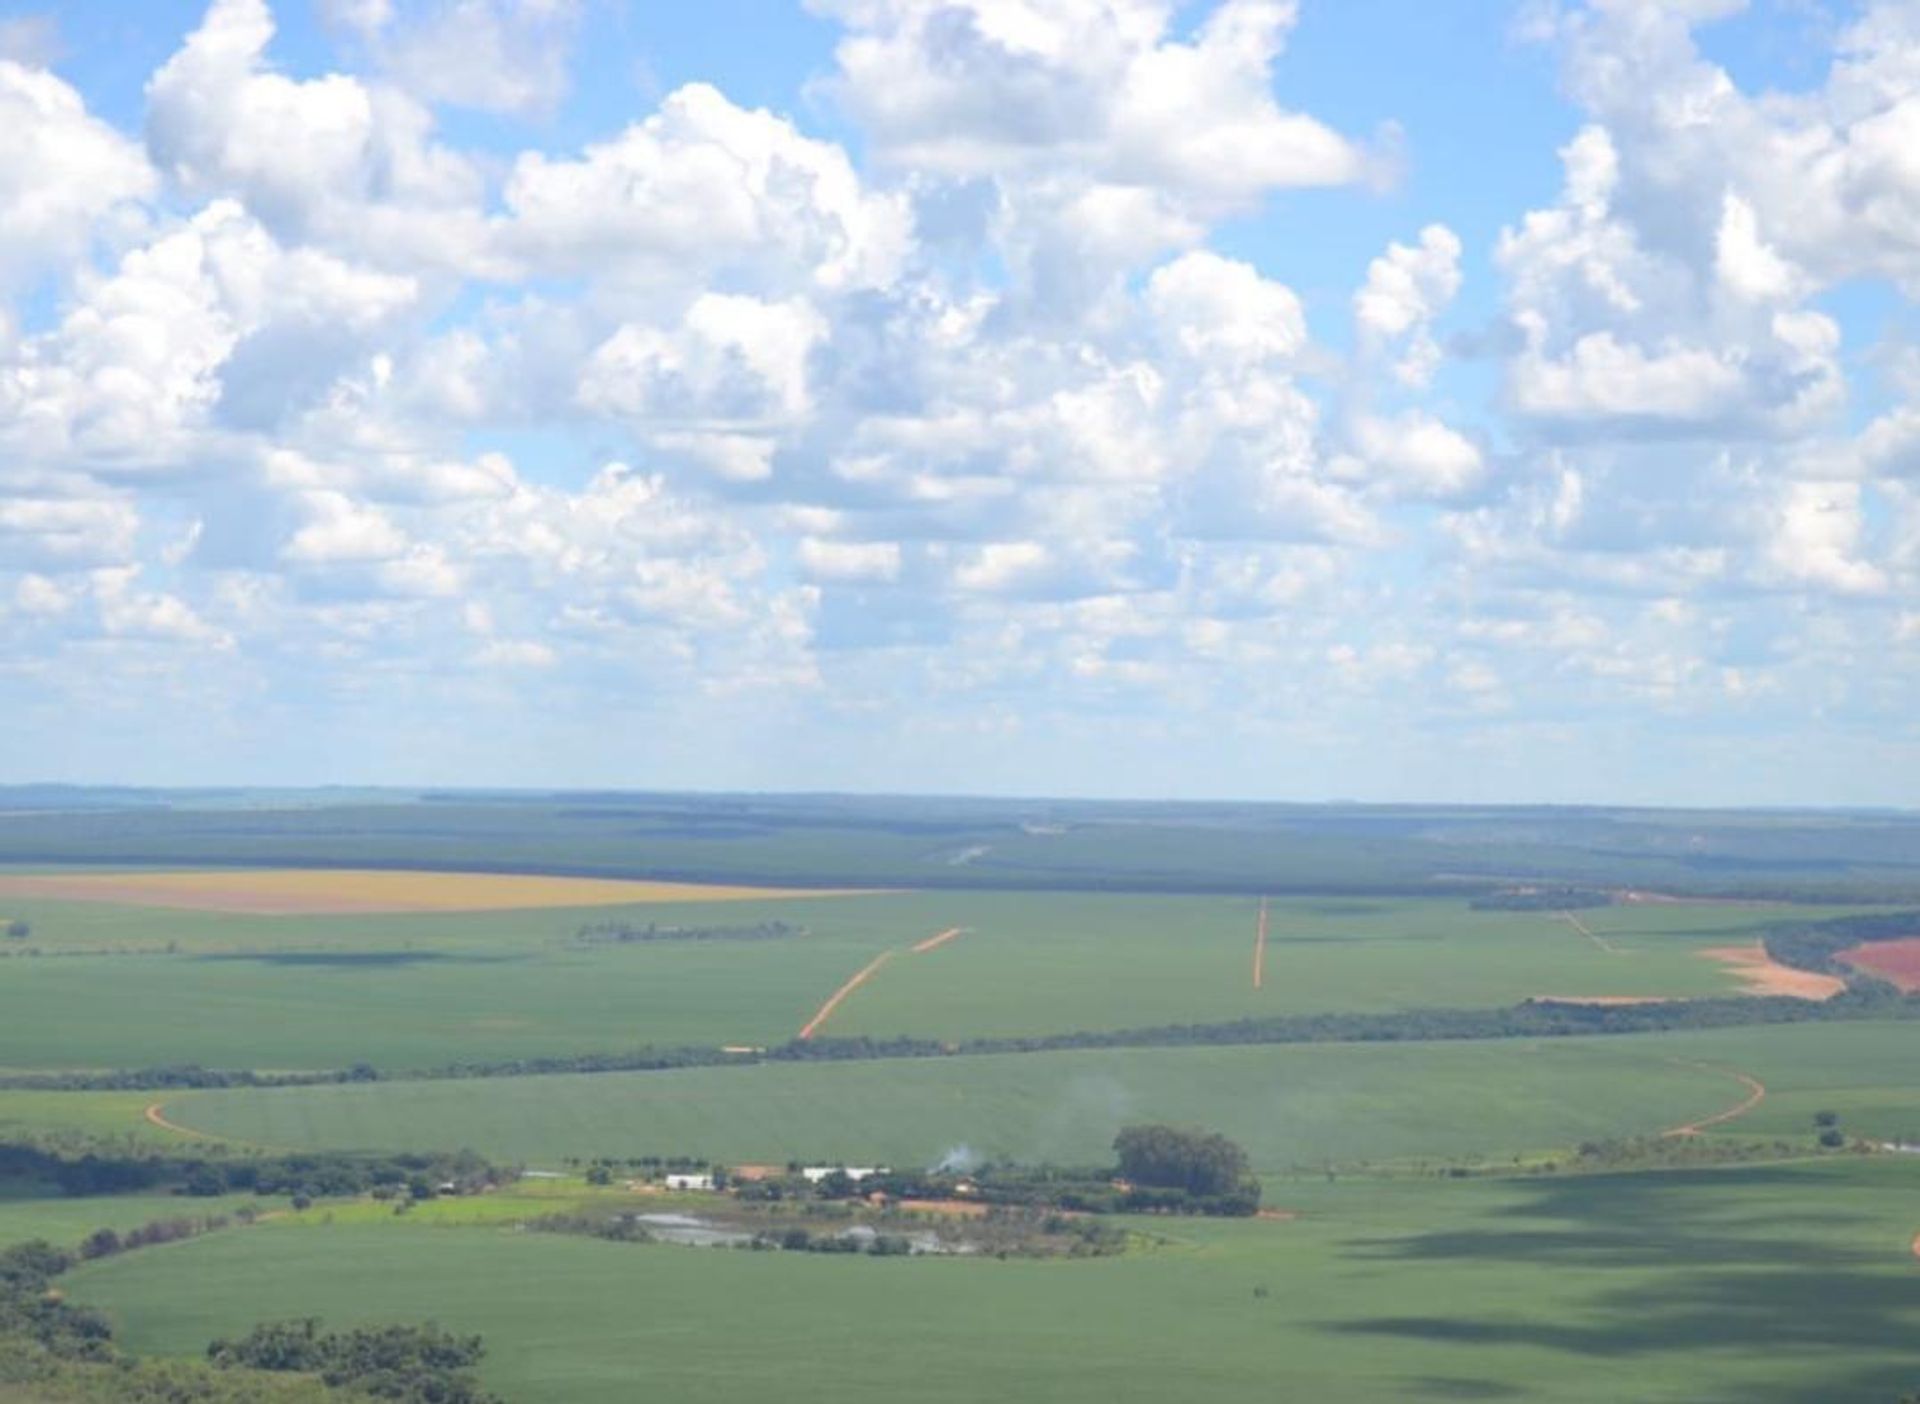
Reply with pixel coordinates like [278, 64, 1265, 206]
[2, 0, 1917, 800]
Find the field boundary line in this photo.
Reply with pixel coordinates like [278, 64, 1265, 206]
[1556, 910, 1621, 955]
[912, 926, 968, 954]
[1660, 1060, 1767, 1137]
[797, 950, 897, 1040]
[1252, 897, 1270, 991]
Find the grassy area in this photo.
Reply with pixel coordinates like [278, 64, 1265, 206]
[143, 1035, 1774, 1171]
[0, 889, 1850, 1072]
[0, 1192, 271, 1250]
[64, 1157, 1920, 1403]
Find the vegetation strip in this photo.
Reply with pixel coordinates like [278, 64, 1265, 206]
[797, 951, 897, 1040]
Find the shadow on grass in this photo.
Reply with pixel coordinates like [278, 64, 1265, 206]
[194, 951, 515, 968]
[1322, 1164, 1920, 1403]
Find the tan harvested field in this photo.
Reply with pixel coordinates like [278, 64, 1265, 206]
[1838, 937, 1920, 992]
[0, 869, 872, 916]
[1702, 942, 1846, 999]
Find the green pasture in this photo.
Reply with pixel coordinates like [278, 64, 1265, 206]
[145, 1035, 1776, 1171]
[66, 1157, 1920, 1403]
[0, 888, 1845, 1072]
[0, 1191, 271, 1250]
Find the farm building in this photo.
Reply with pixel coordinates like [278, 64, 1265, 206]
[664, 1173, 715, 1191]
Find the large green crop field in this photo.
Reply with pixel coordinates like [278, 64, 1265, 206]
[64, 1157, 1920, 1404]
[0, 882, 1848, 1071]
[116, 1019, 1920, 1171]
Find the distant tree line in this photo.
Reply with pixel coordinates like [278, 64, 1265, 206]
[574, 919, 803, 944]
[1470, 887, 1616, 911]
[0, 1142, 502, 1202]
[0, 1062, 381, 1093]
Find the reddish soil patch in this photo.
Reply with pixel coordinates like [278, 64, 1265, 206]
[1702, 942, 1846, 1000]
[729, 1164, 783, 1182]
[1255, 1208, 1298, 1221]
[1839, 938, 1920, 993]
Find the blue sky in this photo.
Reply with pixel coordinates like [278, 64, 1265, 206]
[0, 0, 1916, 804]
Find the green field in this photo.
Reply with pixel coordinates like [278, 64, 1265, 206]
[131, 1021, 1911, 1171]
[63, 1157, 1920, 1403]
[0, 887, 1842, 1072]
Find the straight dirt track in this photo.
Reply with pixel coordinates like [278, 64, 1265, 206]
[1252, 897, 1269, 991]
[796, 951, 897, 1040]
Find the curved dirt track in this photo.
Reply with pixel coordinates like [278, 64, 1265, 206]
[144, 1100, 220, 1142]
[1661, 1063, 1767, 1137]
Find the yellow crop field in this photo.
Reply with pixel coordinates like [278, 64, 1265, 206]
[0, 870, 873, 916]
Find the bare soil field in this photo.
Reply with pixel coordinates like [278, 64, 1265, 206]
[0, 869, 868, 915]
[1701, 942, 1846, 999]
[1838, 937, 1920, 992]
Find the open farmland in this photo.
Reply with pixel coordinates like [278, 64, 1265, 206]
[2, 795, 1917, 1404]
[0, 881, 1863, 1072]
[119, 1019, 1918, 1170]
[64, 1157, 1920, 1404]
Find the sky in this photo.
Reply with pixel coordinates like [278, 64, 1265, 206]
[0, 0, 1917, 805]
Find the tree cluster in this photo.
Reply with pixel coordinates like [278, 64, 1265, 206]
[208, 1319, 498, 1403]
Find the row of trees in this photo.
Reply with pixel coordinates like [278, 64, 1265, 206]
[0, 1141, 501, 1201]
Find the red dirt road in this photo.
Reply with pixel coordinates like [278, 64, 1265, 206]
[912, 926, 967, 954]
[1662, 1063, 1767, 1137]
[144, 1101, 218, 1141]
[797, 951, 896, 1040]
[1252, 897, 1270, 991]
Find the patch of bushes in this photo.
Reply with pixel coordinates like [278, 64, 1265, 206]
[208, 1319, 498, 1403]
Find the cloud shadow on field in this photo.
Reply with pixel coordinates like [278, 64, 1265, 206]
[1317, 1166, 1920, 1402]
[194, 951, 517, 968]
